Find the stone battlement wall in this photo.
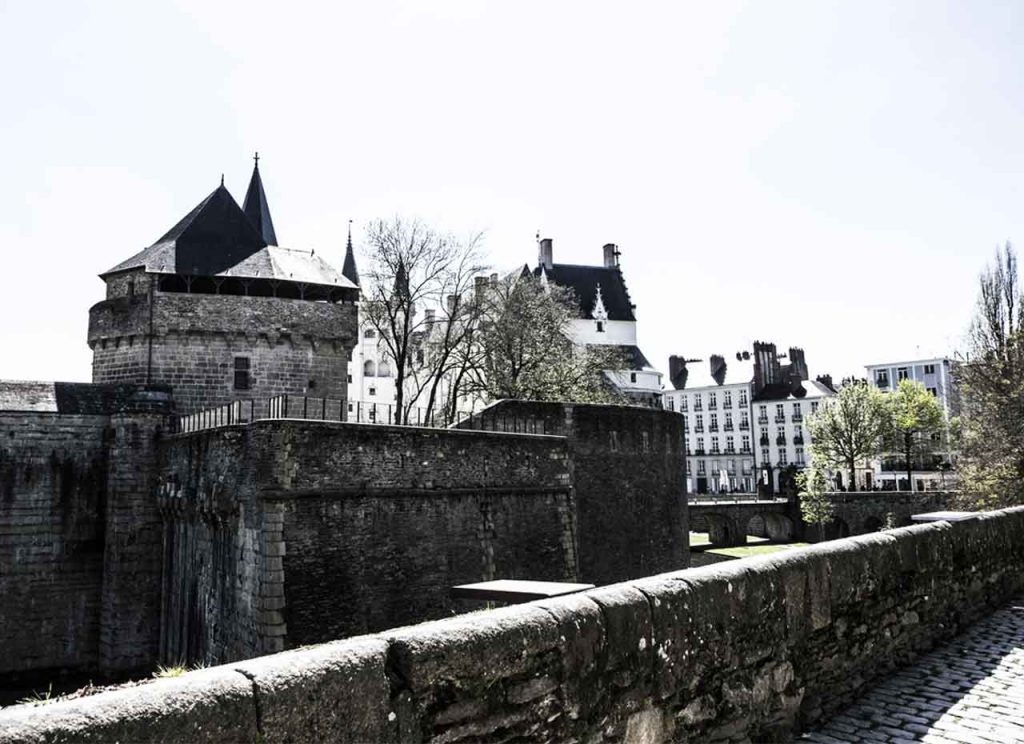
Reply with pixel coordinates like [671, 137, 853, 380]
[0, 412, 109, 678]
[5, 508, 1022, 743]
[460, 400, 689, 583]
[88, 292, 358, 413]
[158, 420, 576, 666]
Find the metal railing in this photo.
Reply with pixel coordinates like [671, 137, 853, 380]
[174, 395, 550, 436]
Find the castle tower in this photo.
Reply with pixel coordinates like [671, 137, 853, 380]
[88, 159, 360, 413]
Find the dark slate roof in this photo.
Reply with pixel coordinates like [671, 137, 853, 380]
[242, 162, 278, 246]
[613, 345, 656, 371]
[104, 185, 267, 277]
[0, 381, 172, 414]
[533, 263, 636, 321]
[342, 223, 359, 285]
[102, 184, 358, 290]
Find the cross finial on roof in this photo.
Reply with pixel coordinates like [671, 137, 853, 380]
[348, 219, 353, 247]
[220, 173, 224, 187]
[254, 151, 260, 167]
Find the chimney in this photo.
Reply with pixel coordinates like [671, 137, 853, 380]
[709, 354, 727, 386]
[475, 276, 488, 292]
[788, 347, 809, 381]
[603, 243, 620, 268]
[539, 238, 554, 270]
[752, 341, 779, 396]
[446, 294, 457, 314]
[668, 355, 689, 390]
[816, 374, 835, 392]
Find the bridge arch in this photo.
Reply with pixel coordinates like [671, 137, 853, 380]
[703, 513, 744, 547]
[764, 513, 795, 541]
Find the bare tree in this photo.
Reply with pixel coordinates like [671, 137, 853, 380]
[360, 218, 486, 424]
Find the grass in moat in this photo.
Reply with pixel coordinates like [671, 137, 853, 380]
[705, 542, 810, 558]
[688, 532, 772, 547]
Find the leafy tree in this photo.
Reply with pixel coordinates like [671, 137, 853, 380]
[466, 274, 626, 404]
[796, 466, 833, 541]
[886, 379, 946, 492]
[956, 242, 1024, 507]
[805, 381, 889, 491]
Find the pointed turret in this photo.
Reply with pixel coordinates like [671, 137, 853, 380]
[342, 219, 359, 286]
[242, 152, 278, 246]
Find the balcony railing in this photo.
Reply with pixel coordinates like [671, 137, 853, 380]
[739, 422, 750, 430]
[776, 436, 787, 445]
[708, 424, 719, 432]
[792, 414, 803, 422]
[693, 403, 703, 411]
[793, 436, 805, 445]
[774, 415, 786, 423]
[723, 423, 734, 432]
[725, 447, 736, 454]
[741, 445, 751, 453]
[738, 401, 748, 408]
[759, 436, 770, 445]
[693, 448, 706, 456]
[758, 416, 769, 424]
[694, 425, 704, 433]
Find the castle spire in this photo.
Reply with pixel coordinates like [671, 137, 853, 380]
[242, 151, 278, 246]
[342, 219, 359, 285]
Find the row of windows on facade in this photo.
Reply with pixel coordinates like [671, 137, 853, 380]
[874, 364, 939, 389]
[693, 446, 806, 475]
[687, 432, 808, 457]
[362, 360, 393, 378]
[666, 389, 748, 412]
[679, 400, 819, 430]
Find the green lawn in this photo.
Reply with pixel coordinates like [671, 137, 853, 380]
[705, 542, 810, 558]
[688, 532, 772, 548]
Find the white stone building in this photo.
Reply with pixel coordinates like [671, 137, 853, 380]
[533, 238, 663, 405]
[664, 343, 836, 495]
[864, 356, 958, 490]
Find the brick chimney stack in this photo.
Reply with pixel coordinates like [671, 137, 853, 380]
[668, 355, 689, 390]
[539, 238, 554, 270]
[603, 243, 620, 268]
[709, 354, 727, 386]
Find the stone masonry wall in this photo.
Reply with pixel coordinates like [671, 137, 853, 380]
[0, 412, 109, 678]
[463, 401, 689, 584]
[5, 508, 1023, 743]
[88, 291, 357, 413]
[158, 420, 574, 666]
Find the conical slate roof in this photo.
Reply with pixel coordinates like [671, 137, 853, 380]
[242, 157, 278, 246]
[102, 172, 358, 291]
[342, 221, 359, 286]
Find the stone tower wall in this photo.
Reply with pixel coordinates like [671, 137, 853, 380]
[0, 411, 109, 678]
[88, 286, 358, 414]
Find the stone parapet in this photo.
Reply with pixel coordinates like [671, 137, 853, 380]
[5, 507, 1023, 742]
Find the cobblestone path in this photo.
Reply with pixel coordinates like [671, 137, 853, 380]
[803, 600, 1024, 743]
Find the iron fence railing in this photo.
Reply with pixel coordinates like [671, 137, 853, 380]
[173, 395, 550, 436]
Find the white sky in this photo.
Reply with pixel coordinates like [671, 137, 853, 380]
[2, 0, 1022, 383]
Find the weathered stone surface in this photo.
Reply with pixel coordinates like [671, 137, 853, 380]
[233, 637, 392, 743]
[0, 666, 256, 743]
[89, 291, 358, 414]
[5, 509, 1024, 743]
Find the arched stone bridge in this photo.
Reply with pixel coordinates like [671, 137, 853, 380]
[689, 491, 958, 547]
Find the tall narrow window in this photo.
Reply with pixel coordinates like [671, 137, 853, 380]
[233, 357, 251, 390]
